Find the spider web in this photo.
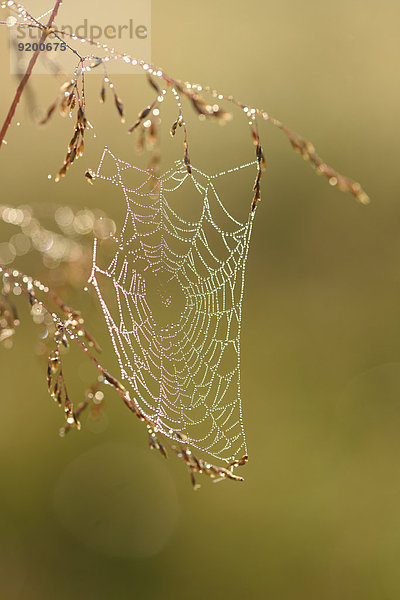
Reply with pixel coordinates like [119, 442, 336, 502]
[89, 148, 257, 463]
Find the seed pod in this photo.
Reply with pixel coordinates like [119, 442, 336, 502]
[135, 128, 146, 153]
[170, 119, 178, 137]
[66, 91, 75, 107]
[28, 290, 35, 306]
[60, 80, 74, 92]
[56, 387, 62, 406]
[77, 107, 84, 124]
[128, 106, 152, 133]
[228, 454, 249, 468]
[114, 94, 125, 122]
[184, 143, 192, 174]
[78, 139, 84, 158]
[55, 164, 67, 183]
[139, 106, 152, 120]
[256, 143, 266, 169]
[103, 370, 125, 391]
[69, 146, 77, 164]
[68, 128, 80, 151]
[191, 96, 208, 116]
[252, 189, 260, 212]
[100, 83, 106, 104]
[158, 441, 167, 459]
[190, 470, 200, 490]
[147, 73, 161, 94]
[47, 363, 52, 386]
[39, 100, 58, 125]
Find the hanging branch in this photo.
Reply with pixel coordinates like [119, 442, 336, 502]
[0, 0, 369, 206]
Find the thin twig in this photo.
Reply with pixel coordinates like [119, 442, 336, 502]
[0, 0, 62, 148]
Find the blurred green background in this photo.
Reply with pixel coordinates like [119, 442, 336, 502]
[1, 1, 400, 598]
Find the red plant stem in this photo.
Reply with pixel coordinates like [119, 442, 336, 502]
[0, 0, 63, 148]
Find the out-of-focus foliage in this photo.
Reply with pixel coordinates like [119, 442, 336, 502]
[0, 1, 399, 599]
